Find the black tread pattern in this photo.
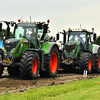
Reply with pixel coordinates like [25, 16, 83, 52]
[95, 50, 100, 72]
[40, 52, 46, 77]
[79, 52, 92, 74]
[40, 51, 44, 69]
[0, 66, 4, 76]
[20, 51, 40, 80]
[43, 46, 59, 77]
[7, 67, 20, 76]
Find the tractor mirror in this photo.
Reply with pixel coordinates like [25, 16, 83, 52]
[93, 33, 96, 41]
[0, 23, 2, 32]
[56, 33, 59, 40]
[43, 24, 48, 33]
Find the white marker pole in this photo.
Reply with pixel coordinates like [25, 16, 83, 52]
[83, 69, 87, 81]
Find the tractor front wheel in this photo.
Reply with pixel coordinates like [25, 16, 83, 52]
[20, 51, 40, 80]
[45, 46, 59, 77]
[79, 52, 92, 74]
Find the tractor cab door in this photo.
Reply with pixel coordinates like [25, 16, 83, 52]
[14, 24, 37, 48]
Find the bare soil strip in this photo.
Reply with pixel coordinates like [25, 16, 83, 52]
[0, 69, 100, 94]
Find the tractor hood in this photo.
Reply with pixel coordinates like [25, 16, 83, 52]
[65, 42, 77, 53]
[4, 38, 20, 53]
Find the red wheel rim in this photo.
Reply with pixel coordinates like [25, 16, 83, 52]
[98, 56, 100, 69]
[32, 58, 37, 74]
[88, 58, 92, 70]
[50, 53, 58, 73]
[0, 66, 1, 70]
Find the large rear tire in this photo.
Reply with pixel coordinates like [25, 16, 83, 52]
[20, 51, 40, 80]
[79, 52, 92, 74]
[0, 65, 4, 76]
[42, 46, 59, 77]
[7, 67, 20, 76]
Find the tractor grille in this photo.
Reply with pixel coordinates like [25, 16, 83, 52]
[65, 42, 77, 53]
[4, 39, 20, 53]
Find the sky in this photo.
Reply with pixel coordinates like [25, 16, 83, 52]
[0, 0, 100, 39]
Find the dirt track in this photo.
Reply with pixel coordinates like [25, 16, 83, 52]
[0, 68, 100, 94]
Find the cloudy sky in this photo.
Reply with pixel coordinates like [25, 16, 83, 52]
[0, 0, 100, 37]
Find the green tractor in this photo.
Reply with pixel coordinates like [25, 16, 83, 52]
[56, 28, 100, 73]
[0, 19, 59, 79]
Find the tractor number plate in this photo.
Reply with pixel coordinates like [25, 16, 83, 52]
[4, 58, 10, 63]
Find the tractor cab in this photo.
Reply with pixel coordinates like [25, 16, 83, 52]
[57, 28, 96, 52]
[68, 31, 86, 46]
[14, 23, 37, 42]
[13, 22, 37, 48]
[67, 28, 96, 50]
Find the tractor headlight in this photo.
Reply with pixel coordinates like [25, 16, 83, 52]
[10, 48, 15, 53]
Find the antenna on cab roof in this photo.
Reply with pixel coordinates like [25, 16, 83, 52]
[21, 16, 23, 22]
[30, 16, 32, 22]
[80, 24, 81, 29]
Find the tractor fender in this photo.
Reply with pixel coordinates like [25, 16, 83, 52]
[47, 42, 59, 54]
[92, 44, 100, 54]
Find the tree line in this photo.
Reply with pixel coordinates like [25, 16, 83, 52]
[94, 36, 100, 45]
[0, 29, 12, 41]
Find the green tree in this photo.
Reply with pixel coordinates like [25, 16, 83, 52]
[0, 29, 13, 41]
[94, 36, 100, 45]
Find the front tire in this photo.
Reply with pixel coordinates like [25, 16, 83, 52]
[45, 46, 59, 77]
[79, 52, 92, 74]
[20, 51, 40, 80]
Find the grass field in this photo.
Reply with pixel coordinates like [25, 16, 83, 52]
[0, 77, 100, 100]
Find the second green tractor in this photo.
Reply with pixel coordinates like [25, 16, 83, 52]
[57, 28, 100, 73]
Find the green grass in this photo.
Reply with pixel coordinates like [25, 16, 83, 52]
[1, 77, 100, 100]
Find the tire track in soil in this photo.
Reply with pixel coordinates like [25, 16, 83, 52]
[0, 68, 100, 94]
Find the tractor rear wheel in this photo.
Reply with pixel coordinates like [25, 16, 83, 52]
[7, 67, 20, 76]
[79, 52, 92, 74]
[0, 65, 4, 76]
[45, 46, 59, 77]
[95, 50, 100, 72]
[20, 51, 40, 80]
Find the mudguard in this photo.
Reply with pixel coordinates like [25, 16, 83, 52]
[42, 42, 59, 54]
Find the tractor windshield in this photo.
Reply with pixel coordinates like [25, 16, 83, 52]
[68, 31, 86, 46]
[14, 23, 37, 43]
